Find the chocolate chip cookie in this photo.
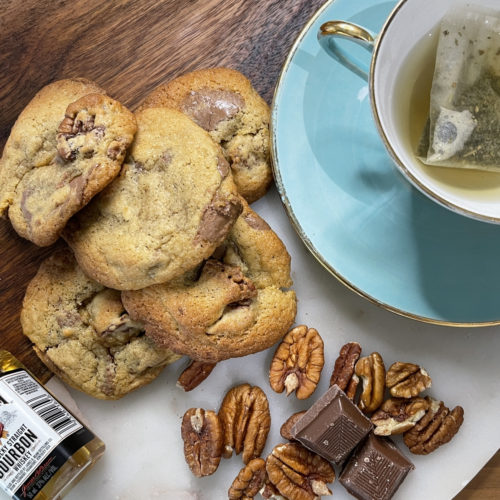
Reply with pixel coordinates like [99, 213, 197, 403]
[63, 107, 242, 290]
[121, 200, 297, 362]
[20, 249, 180, 400]
[0, 78, 137, 246]
[138, 68, 272, 203]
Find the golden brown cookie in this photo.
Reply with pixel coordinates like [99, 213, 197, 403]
[122, 200, 297, 362]
[138, 68, 272, 203]
[0, 79, 136, 246]
[20, 248, 180, 400]
[63, 107, 242, 290]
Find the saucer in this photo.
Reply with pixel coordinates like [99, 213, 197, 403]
[271, 0, 500, 325]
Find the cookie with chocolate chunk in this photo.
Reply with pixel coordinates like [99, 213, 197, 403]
[138, 68, 272, 203]
[20, 249, 180, 400]
[0, 78, 136, 246]
[122, 200, 296, 362]
[63, 107, 242, 290]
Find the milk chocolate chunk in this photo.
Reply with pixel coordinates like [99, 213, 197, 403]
[339, 434, 414, 500]
[181, 88, 245, 131]
[291, 384, 372, 465]
[195, 192, 243, 243]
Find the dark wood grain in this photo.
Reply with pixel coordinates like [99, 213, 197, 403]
[0, 0, 322, 144]
[0, 0, 498, 495]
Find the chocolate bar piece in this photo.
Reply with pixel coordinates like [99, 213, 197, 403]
[290, 384, 372, 464]
[340, 433, 414, 500]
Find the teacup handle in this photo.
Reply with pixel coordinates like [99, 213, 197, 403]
[318, 21, 376, 81]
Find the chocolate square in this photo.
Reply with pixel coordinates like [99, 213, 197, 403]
[290, 384, 372, 464]
[339, 434, 414, 500]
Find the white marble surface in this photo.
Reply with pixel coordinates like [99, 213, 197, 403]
[6, 187, 500, 499]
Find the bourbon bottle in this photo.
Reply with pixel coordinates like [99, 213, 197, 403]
[0, 350, 105, 499]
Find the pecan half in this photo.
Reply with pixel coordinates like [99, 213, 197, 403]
[386, 362, 432, 398]
[228, 458, 266, 499]
[355, 352, 385, 413]
[266, 443, 335, 500]
[329, 341, 361, 393]
[218, 384, 271, 463]
[280, 411, 306, 441]
[403, 398, 464, 454]
[371, 397, 429, 435]
[56, 100, 110, 162]
[177, 359, 217, 392]
[269, 325, 324, 400]
[57, 109, 98, 161]
[181, 408, 223, 477]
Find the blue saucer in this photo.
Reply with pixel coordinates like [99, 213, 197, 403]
[272, 0, 500, 325]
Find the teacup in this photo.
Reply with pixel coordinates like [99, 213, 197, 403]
[318, 0, 500, 223]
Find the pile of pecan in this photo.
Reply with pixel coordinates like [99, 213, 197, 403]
[179, 327, 465, 500]
[180, 377, 337, 499]
[329, 341, 464, 455]
[181, 383, 272, 498]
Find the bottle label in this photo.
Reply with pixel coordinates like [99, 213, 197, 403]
[0, 369, 90, 498]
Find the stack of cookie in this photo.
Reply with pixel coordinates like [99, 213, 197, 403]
[1, 69, 297, 399]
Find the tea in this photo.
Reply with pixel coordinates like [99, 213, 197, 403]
[418, 6, 500, 170]
[392, 25, 500, 201]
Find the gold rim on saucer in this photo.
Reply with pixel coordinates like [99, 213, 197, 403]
[270, 0, 500, 327]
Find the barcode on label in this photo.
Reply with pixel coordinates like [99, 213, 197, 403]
[26, 394, 80, 439]
[1, 370, 83, 442]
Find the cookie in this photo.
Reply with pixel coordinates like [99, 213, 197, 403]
[63, 107, 242, 290]
[20, 249, 180, 400]
[122, 200, 297, 362]
[0, 78, 137, 246]
[138, 68, 272, 203]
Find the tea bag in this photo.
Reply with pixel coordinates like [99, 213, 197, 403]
[418, 4, 500, 170]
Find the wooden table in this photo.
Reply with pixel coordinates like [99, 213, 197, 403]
[0, 0, 497, 497]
